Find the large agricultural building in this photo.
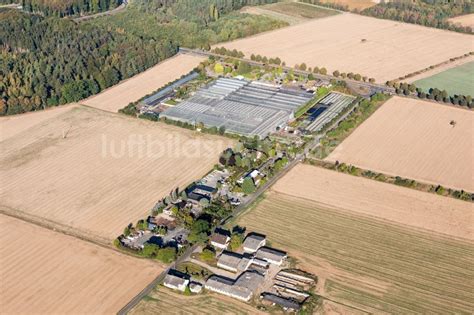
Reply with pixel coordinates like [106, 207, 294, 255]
[161, 77, 313, 138]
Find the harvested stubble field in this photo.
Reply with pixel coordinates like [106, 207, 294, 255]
[448, 13, 474, 29]
[327, 96, 474, 192]
[0, 214, 161, 314]
[242, 2, 338, 25]
[413, 61, 474, 96]
[130, 287, 265, 315]
[237, 166, 474, 313]
[0, 106, 233, 240]
[220, 13, 472, 82]
[82, 54, 204, 112]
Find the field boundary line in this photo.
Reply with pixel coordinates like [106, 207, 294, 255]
[268, 188, 474, 244]
[310, 159, 474, 200]
[0, 206, 167, 264]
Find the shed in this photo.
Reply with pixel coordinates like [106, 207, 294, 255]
[256, 247, 287, 266]
[243, 234, 266, 253]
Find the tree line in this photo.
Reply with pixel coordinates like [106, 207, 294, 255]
[1, 1, 285, 115]
[387, 81, 473, 108]
[20, 0, 123, 17]
[361, 0, 473, 34]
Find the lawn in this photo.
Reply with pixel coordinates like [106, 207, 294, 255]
[414, 61, 474, 96]
[237, 191, 474, 313]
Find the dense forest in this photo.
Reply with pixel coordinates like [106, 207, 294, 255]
[19, 0, 122, 16]
[361, 0, 473, 33]
[0, 0, 283, 115]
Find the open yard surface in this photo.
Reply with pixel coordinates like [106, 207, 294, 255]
[0, 106, 232, 240]
[327, 96, 474, 192]
[129, 287, 266, 315]
[413, 61, 474, 96]
[242, 2, 338, 25]
[237, 174, 474, 313]
[448, 13, 474, 29]
[219, 13, 472, 82]
[0, 214, 161, 314]
[82, 54, 204, 112]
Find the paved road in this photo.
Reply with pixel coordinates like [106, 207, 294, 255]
[179, 47, 395, 96]
[117, 243, 198, 315]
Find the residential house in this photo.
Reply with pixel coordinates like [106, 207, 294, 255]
[210, 233, 230, 250]
[163, 272, 189, 292]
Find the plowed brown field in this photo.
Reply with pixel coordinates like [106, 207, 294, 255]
[220, 13, 472, 82]
[0, 106, 232, 240]
[0, 214, 161, 314]
[327, 97, 474, 192]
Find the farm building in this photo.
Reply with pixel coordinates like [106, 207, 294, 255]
[256, 247, 287, 266]
[161, 78, 313, 138]
[210, 233, 230, 250]
[163, 272, 189, 292]
[217, 251, 252, 273]
[243, 234, 266, 253]
[261, 293, 301, 312]
[205, 271, 264, 302]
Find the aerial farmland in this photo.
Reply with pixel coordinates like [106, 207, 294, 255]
[326, 96, 474, 192]
[237, 164, 474, 313]
[0, 105, 233, 241]
[82, 54, 205, 113]
[220, 13, 473, 82]
[0, 214, 161, 314]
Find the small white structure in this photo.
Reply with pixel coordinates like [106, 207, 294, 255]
[189, 282, 203, 293]
[243, 234, 266, 253]
[163, 273, 189, 292]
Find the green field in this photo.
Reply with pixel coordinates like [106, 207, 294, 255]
[237, 191, 474, 314]
[414, 61, 474, 96]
